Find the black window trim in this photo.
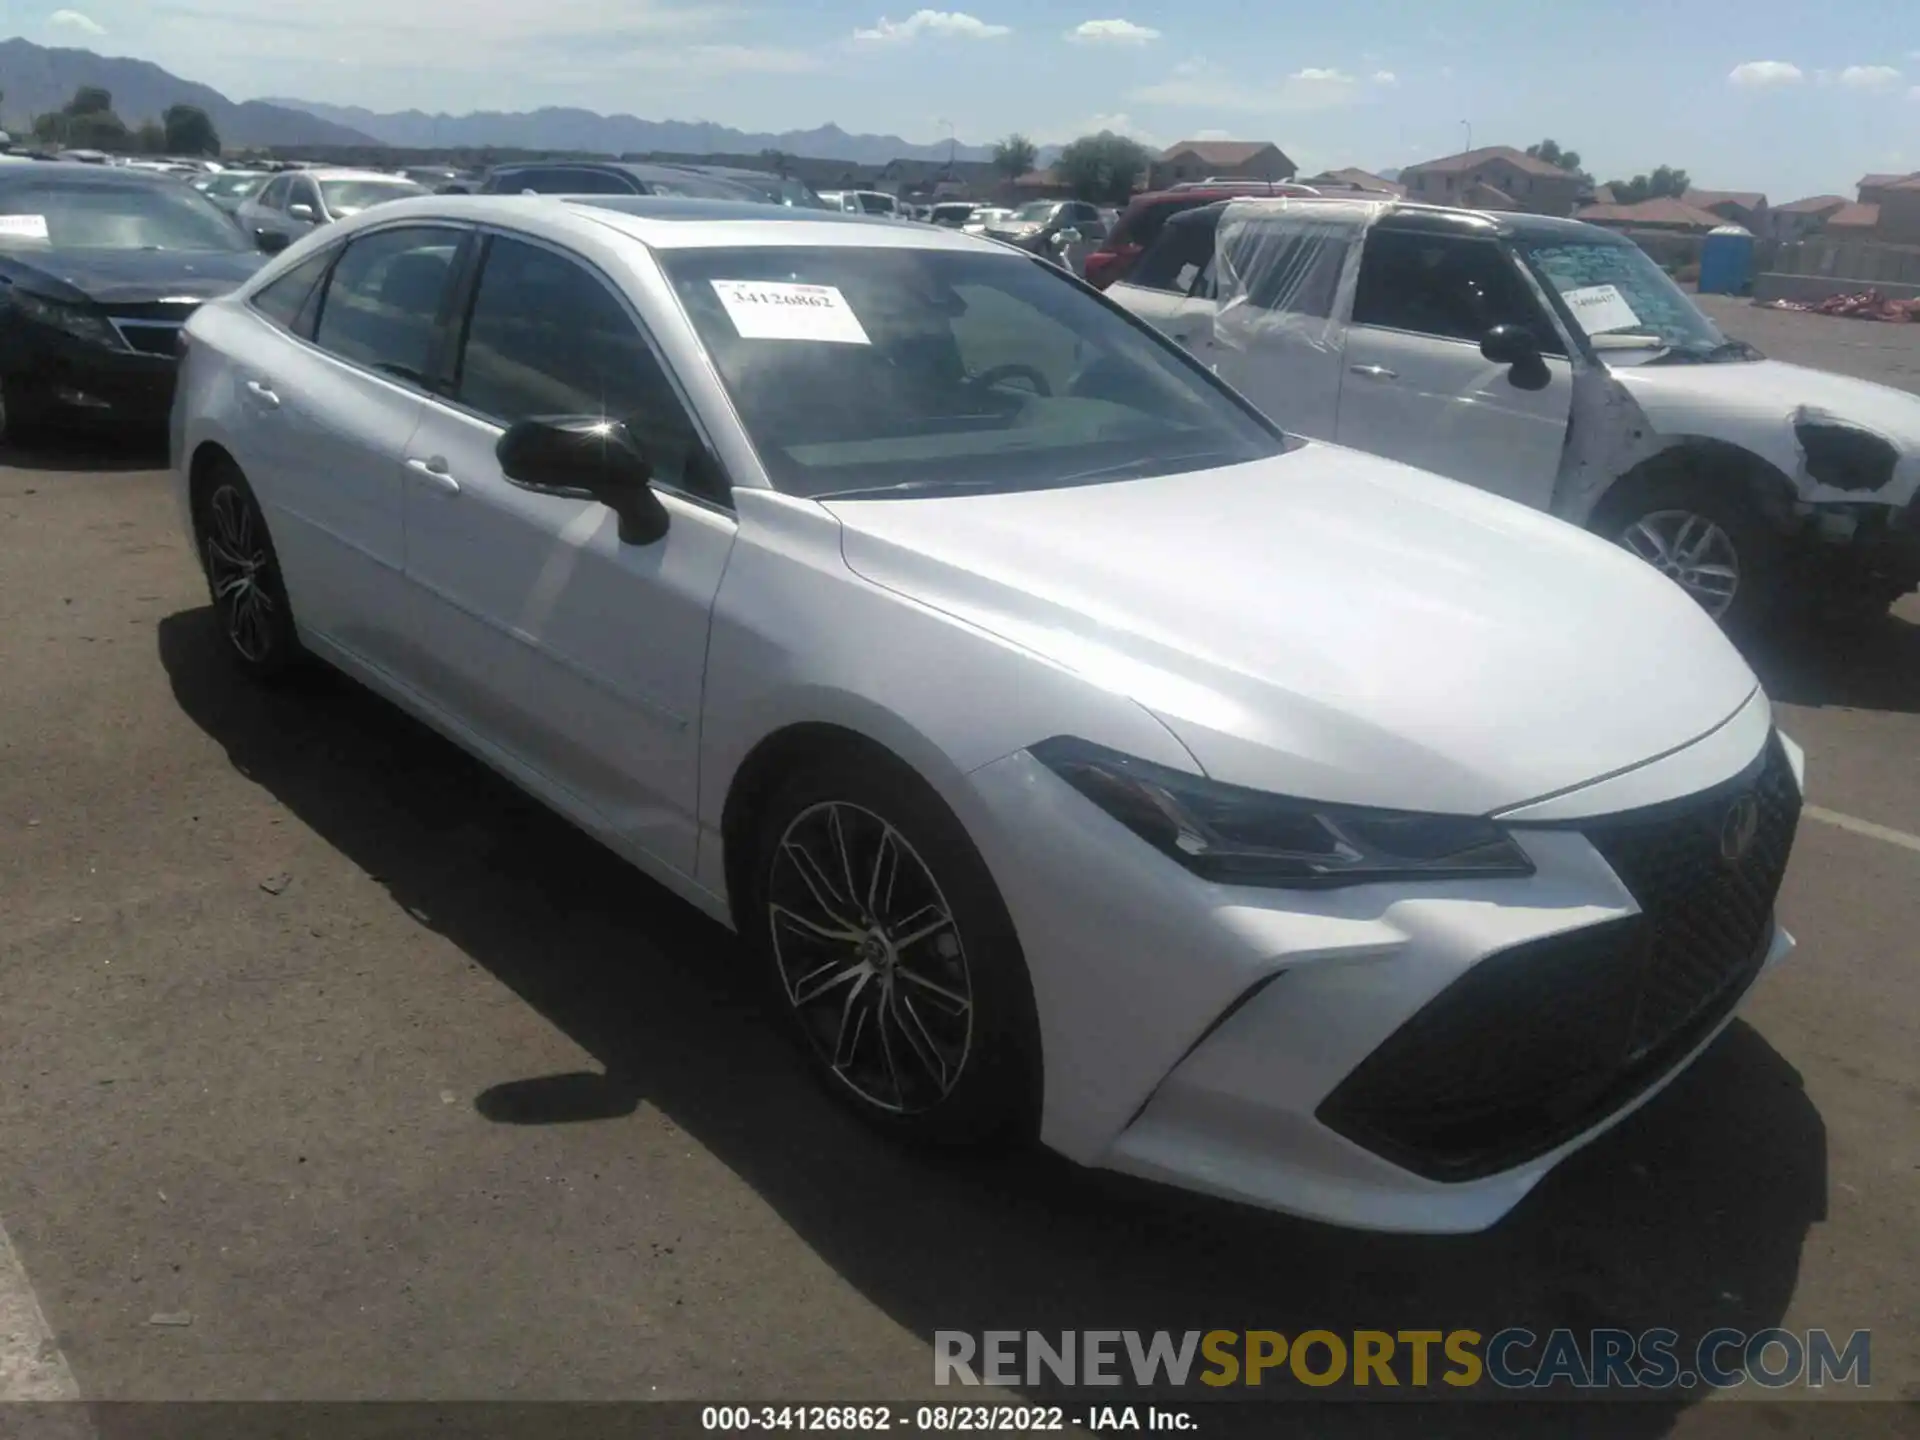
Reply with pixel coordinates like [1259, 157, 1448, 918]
[245, 240, 347, 337]
[430, 222, 737, 515]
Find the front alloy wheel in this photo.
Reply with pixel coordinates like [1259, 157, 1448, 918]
[767, 801, 974, 1115]
[1619, 509, 1742, 618]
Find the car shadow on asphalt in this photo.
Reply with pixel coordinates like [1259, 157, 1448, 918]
[157, 608, 1831, 1438]
[1737, 607, 1920, 715]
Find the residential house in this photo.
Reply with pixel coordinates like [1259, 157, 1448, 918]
[1396, 145, 1586, 216]
[1855, 172, 1916, 205]
[1825, 202, 1881, 235]
[1152, 140, 1295, 189]
[1682, 189, 1769, 234]
[1771, 194, 1849, 242]
[1573, 198, 1727, 233]
[1301, 166, 1404, 196]
[1585, 184, 1618, 206]
[1875, 176, 1920, 244]
[1007, 167, 1073, 201]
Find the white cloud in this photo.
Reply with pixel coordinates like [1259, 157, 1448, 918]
[1067, 18, 1160, 44]
[47, 8, 106, 34]
[1371, 69, 1398, 85]
[852, 9, 1010, 42]
[1132, 61, 1362, 113]
[1839, 64, 1902, 91]
[1727, 60, 1805, 87]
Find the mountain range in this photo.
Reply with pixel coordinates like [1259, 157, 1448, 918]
[263, 99, 1011, 166]
[0, 38, 378, 147]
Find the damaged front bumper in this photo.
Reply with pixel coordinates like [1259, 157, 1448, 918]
[1789, 489, 1920, 599]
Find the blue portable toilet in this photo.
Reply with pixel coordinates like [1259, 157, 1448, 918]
[1699, 224, 1756, 295]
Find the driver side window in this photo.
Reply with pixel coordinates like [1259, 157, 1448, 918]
[257, 176, 290, 212]
[452, 235, 724, 504]
[1352, 230, 1562, 353]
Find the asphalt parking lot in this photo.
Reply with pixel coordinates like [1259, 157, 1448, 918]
[1, 298, 1917, 1438]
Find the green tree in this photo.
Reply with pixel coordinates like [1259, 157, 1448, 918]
[1526, 138, 1595, 188]
[135, 119, 167, 153]
[67, 86, 115, 117]
[1608, 165, 1692, 204]
[990, 132, 1038, 182]
[162, 104, 220, 156]
[1054, 131, 1149, 203]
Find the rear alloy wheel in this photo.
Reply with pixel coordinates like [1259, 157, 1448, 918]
[749, 752, 1041, 1145]
[195, 469, 299, 678]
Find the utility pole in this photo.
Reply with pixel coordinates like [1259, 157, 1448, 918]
[1460, 120, 1472, 154]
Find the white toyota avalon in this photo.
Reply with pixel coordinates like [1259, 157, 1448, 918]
[171, 195, 1806, 1233]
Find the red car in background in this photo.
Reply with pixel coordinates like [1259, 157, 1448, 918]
[1082, 180, 1323, 290]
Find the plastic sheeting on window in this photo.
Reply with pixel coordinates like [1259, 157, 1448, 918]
[1212, 198, 1390, 357]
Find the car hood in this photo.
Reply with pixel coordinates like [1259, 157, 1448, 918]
[825, 443, 1759, 815]
[10, 247, 264, 305]
[1611, 357, 1920, 503]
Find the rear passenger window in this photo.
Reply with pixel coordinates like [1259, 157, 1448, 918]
[249, 249, 335, 335]
[551, 169, 635, 195]
[454, 235, 723, 503]
[1219, 218, 1351, 318]
[311, 226, 460, 383]
[1129, 214, 1216, 293]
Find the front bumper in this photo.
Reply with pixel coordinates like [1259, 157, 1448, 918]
[1790, 491, 1920, 595]
[6, 332, 180, 431]
[961, 714, 1802, 1234]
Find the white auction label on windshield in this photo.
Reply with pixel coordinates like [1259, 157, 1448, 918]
[0, 215, 50, 240]
[710, 280, 870, 344]
[1561, 282, 1640, 335]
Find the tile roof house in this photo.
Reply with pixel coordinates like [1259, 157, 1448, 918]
[1874, 175, 1920, 244]
[1772, 194, 1850, 242]
[1825, 201, 1881, 232]
[1855, 172, 1918, 204]
[1397, 145, 1586, 216]
[1302, 166, 1404, 196]
[1573, 197, 1729, 232]
[1152, 140, 1296, 188]
[1682, 188, 1769, 233]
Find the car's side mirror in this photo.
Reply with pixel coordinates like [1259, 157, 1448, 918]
[1480, 324, 1551, 391]
[255, 228, 290, 254]
[495, 416, 671, 546]
[287, 203, 316, 222]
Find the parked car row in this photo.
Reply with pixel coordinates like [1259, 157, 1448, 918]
[162, 192, 1816, 1235]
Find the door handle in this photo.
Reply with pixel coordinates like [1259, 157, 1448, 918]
[243, 379, 280, 408]
[1348, 364, 1398, 381]
[405, 456, 460, 494]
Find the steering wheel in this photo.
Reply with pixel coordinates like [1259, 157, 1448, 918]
[969, 363, 1052, 397]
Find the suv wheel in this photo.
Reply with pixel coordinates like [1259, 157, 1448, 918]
[1593, 473, 1782, 630]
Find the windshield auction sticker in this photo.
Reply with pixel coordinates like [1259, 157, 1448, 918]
[0, 215, 50, 240]
[1561, 282, 1641, 335]
[711, 280, 870, 344]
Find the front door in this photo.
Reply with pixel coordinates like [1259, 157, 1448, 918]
[1334, 227, 1572, 509]
[400, 232, 737, 875]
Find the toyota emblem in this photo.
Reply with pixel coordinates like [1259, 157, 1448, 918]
[1719, 793, 1761, 864]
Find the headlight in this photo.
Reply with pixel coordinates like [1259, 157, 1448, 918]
[10, 290, 124, 349]
[1031, 737, 1536, 888]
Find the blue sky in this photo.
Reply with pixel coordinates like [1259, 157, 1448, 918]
[13, 0, 1920, 198]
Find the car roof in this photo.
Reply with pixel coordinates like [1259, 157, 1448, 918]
[290, 168, 423, 184]
[0, 161, 184, 187]
[336, 193, 1016, 254]
[1162, 195, 1630, 244]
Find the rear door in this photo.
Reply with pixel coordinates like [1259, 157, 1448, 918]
[1334, 227, 1572, 508]
[1204, 209, 1357, 442]
[400, 231, 737, 873]
[229, 224, 467, 671]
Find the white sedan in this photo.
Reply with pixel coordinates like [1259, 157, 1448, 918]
[171, 195, 1805, 1233]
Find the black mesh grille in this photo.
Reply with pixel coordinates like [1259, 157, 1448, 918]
[1318, 735, 1800, 1182]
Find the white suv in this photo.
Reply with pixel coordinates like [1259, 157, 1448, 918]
[1108, 198, 1920, 627]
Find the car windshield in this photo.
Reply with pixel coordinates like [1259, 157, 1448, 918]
[1014, 202, 1055, 222]
[319, 178, 426, 215]
[852, 193, 896, 214]
[662, 245, 1283, 499]
[1515, 236, 1754, 364]
[0, 179, 247, 251]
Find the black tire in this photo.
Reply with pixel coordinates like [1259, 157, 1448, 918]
[1591, 470, 1785, 633]
[191, 462, 301, 679]
[744, 747, 1043, 1147]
